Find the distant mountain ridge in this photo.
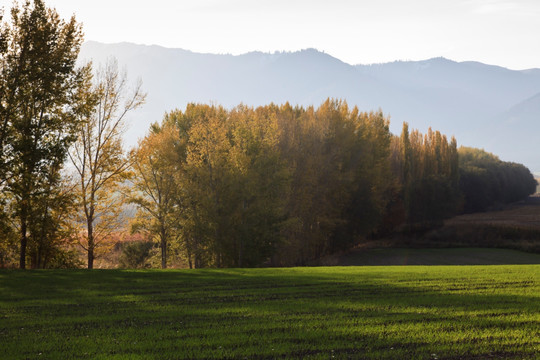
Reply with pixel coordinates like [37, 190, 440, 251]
[78, 41, 540, 172]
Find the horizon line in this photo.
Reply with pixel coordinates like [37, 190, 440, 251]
[81, 40, 540, 71]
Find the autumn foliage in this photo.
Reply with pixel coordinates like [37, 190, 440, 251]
[0, 1, 537, 268]
[127, 101, 536, 267]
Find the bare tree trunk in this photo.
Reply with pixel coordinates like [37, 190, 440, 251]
[160, 225, 167, 269]
[87, 218, 94, 269]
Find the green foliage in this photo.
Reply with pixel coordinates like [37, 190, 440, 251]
[390, 124, 461, 228]
[118, 240, 154, 269]
[1, 266, 538, 358]
[177, 103, 290, 267]
[44, 247, 84, 269]
[426, 224, 540, 253]
[0, 0, 87, 268]
[459, 147, 537, 212]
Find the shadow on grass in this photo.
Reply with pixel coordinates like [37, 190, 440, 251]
[1, 267, 538, 359]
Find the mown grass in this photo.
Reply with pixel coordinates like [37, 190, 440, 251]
[1, 266, 539, 359]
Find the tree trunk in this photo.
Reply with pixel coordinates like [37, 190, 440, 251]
[35, 243, 42, 269]
[160, 226, 167, 269]
[87, 248, 94, 269]
[238, 199, 245, 268]
[87, 218, 94, 269]
[19, 215, 27, 269]
[161, 238, 167, 269]
[19, 235, 27, 269]
[238, 242, 243, 268]
[186, 243, 193, 269]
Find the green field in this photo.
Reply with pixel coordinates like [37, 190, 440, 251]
[1, 266, 539, 359]
[336, 248, 540, 266]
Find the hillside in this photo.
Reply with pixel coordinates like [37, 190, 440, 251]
[78, 41, 540, 172]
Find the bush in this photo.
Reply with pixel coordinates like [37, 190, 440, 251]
[118, 241, 154, 269]
[46, 248, 84, 269]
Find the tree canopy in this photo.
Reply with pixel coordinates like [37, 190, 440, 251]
[125, 101, 537, 268]
[0, 0, 86, 268]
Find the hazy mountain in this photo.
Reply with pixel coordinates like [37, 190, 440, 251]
[486, 92, 540, 171]
[78, 41, 540, 172]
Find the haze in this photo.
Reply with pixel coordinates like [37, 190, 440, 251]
[44, 0, 540, 70]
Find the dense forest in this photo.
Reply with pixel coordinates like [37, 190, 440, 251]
[0, 1, 537, 269]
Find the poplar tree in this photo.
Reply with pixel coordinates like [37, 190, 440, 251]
[130, 121, 181, 269]
[183, 105, 233, 267]
[1, 0, 86, 268]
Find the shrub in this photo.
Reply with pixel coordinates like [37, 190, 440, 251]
[118, 241, 154, 269]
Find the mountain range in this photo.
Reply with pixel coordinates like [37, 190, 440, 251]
[79, 41, 540, 173]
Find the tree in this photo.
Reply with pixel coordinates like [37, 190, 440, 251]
[395, 124, 461, 227]
[271, 100, 393, 265]
[340, 109, 393, 243]
[26, 173, 81, 268]
[459, 147, 537, 212]
[130, 121, 182, 269]
[182, 104, 234, 267]
[226, 105, 288, 267]
[69, 59, 145, 269]
[167, 104, 289, 268]
[0, 9, 12, 182]
[1, 0, 87, 268]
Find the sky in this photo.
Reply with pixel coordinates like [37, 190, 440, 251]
[21, 0, 540, 70]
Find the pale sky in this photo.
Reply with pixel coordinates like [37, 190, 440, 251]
[28, 0, 540, 70]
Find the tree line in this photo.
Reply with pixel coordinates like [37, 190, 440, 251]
[126, 104, 535, 268]
[0, 1, 536, 269]
[459, 147, 537, 213]
[129, 102, 394, 267]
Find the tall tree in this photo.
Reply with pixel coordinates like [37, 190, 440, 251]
[1, 0, 87, 268]
[273, 100, 393, 265]
[69, 59, 145, 269]
[183, 104, 234, 267]
[0, 9, 12, 182]
[130, 122, 182, 269]
[397, 124, 461, 226]
[226, 105, 288, 267]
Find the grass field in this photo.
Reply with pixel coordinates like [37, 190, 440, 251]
[1, 266, 539, 359]
[336, 247, 540, 266]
